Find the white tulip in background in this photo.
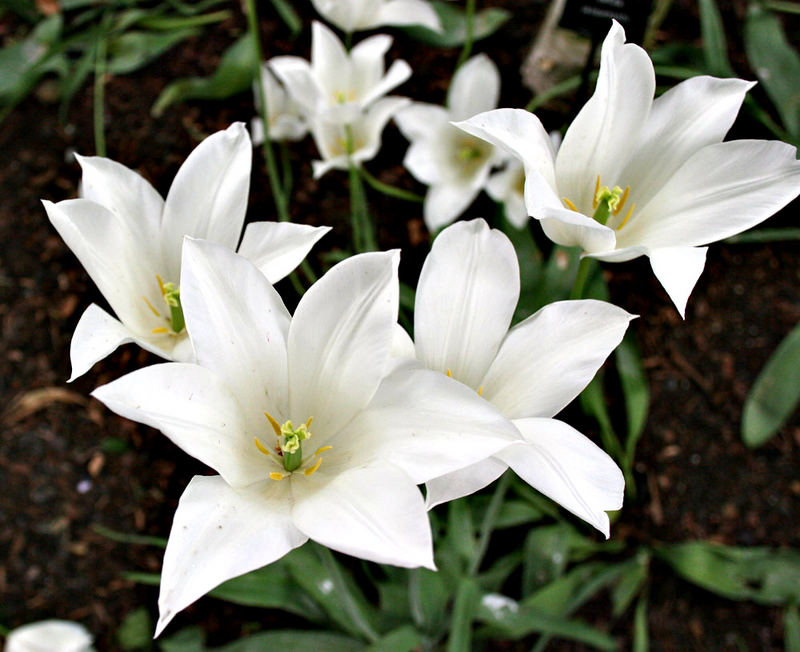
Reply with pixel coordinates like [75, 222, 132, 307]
[456, 21, 800, 317]
[93, 239, 519, 636]
[250, 62, 309, 144]
[44, 123, 329, 380]
[486, 158, 527, 228]
[5, 620, 94, 652]
[396, 219, 633, 536]
[310, 0, 441, 33]
[396, 54, 506, 231]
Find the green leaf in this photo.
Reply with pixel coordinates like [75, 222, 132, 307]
[408, 568, 450, 634]
[151, 33, 257, 117]
[92, 524, 166, 547]
[616, 335, 650, 461]
[108, 29, 199, 75]
[401, 2, 510, 48]
[611, 551, 650, 617]
[632, 592, 649, 652]
[525, 561, 609, 614]
[118, 607, 152, 650]
[742, 320, 800, 447]
[0, 15, 65, 103]
[476, 550, 524, 593]
[448, 578, 480, 652]
[521, 526, 571, 594]
[656, 542, 800, 604]
[786, 605, 800, 652]
[158, 626, 205, 652]
[366, 625, 424, 652]
[745, 4, 800, 138]
[726, 227, 800, 244]
[446, 499, 476, 565]
[267, 0, 302, 38]
[697, 0, 735, 76]
[216, 630, 365, 652]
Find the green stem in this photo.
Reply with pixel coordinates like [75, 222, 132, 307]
[349, 162, 375, 252]
[570, 256, 592, 300]
[93, 13, 110, 157]
[468, 471, 511, 576]
[360, 167, 424, 203]
[456, 0, 476, 69]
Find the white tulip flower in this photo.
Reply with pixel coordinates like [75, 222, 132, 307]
[311, 0, 441, 33]
[251, 62, 308, 143]
[456, 21, 800, 316]
[396, 54, 505, 231]
[44, 123, 330, 380]
[270, 21, 411, 126]
[400, 219, 634, 536]
[93, 238, 519, 636]
[5, 620, 94, 652]
[486, 158, 527, 228]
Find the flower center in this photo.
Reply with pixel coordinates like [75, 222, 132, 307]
[562, 175, 635, 230]
[333, 89, 356, 104]
[254, 412, 330, 480]
[142, 275, 185, 335]
[454, 136, 490, 178]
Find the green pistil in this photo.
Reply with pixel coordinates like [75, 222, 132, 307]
[162, 282, 185, 333]
[592, 185, 624, 226]
[458, 145, 482, 161]
[280, 420, 311, 472]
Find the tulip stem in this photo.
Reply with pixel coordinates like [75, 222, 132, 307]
[456, 0, 477, 69]
[349, 162, 376, 252]
[570, 257, 593, 300]
[469, 471, 511, 576]
[360, 167, 424, 203]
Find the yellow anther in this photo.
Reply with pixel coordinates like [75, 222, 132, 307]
[142, 296, 161, 317]
[563, 197, 579, 212]
[264, 411, 282, 438]
[306, 416, 313, 429]
[156, 274, 167, 296]
[478, 385, 484, 396]
[151, 327, 169, 334]
[613, 186, 630, 216]
[304, 457, 323, 476]
[314, 445, 332, 456]
[616, 203, 636, 230]
[254, 437, 271, 456]
[446, 369, 453, 378]
[593, 175, 601, 209]
[269, 472, 284, 481]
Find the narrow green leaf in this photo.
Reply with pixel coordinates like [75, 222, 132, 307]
[268, 0, 302, 37]
[745, 4, 800, 138]
[476, 550, 524, 593]
[408, 568, 450, 634]
[521, 526, 571, 594]
[123, 571, 161, 586]
[611, 551, 650, 617]
[786, 605, 800, 652]
[92, 524, 166, 548]
[216, 630, 365, 652]
[158, 626, 205, 652]
[632, 592, 649, 652]
[448, 578, 480, 652]
[117, 607, 152, 651]
[447, 499, 476, 565]
[525, 561, 609, 614]
[59, 40, 97, 121]
[401, 1, 510, 47]
[0, 15, 65, 102]
[616, 335, 650, 461]
[697, 0, 735, 76]
[366, 625, 424, 652]
[108, 29, 198, 75]
[137, 10, 231, 30]
[742, 320, 800, 447]
[726, 227, 800, 244]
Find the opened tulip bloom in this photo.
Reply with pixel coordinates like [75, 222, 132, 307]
[311, 0, 440, 33]
[43, 123, 329, 380]
[399, 219, 633, 536]
[456, 21, 800, 316]
[251, 62, 308, 143]
[93, 239, 518, 635]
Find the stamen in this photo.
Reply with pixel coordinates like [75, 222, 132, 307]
[304, 457, 323, 476]
[264, 411, 282, 438]
[151, 327, 169, 334]
[593, 175, 601, 209]
[563, 197, 578, 212]
[613, 186, 630, 216]
[446, 369, 453, 378]
[314, 445, 332, 456]
[156, 274, 166, 296]
[616, 203, 636, 230]
[478, 386, 484, 396]
[254, 437, 271, 456]
[269, 472, 284, 481]
[142, 296, 161, 317]
[306, 416, 313, 429]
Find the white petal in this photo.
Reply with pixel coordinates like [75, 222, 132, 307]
[447, 54, 500, 121]
[620, 140, 800, 249]
[536, 203, 617, 253]
[483, 300, 633, 418]
[156, 475, 306, 637]
[160, 124, 252, 281]
[620, 76, 754, 207]
[311, 21, 350, 100]
[5, 620, 94, 652]
[424, 457, 508, 509]
[236, 221, 330, 283]
[390, 323, 416, 360]
[180, 238, 291, 434]
[291, 462, 434, 569]
[648, 246, 708, 318]
[555, 21, 655, 212]
[269, 56, 322, 116]
[351, 96, 410, 164]
[92, 363, 269, 487]
[343, 362, 518, 483]
[76, 154, 163, 250]
[395, 102, 450, 142]
[499, 418, 624, 537]
[288, 251, 399, 437]
[404, 137, 449, 185]
[415, 219, 519, 387]
[362, 59, 412, 109]
[378, 0, 442, 30]
[423, 181, 480, 231]
[486, 160, 528, 228]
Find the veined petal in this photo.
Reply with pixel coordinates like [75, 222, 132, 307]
[395, 102, 450, 142]
[536, 204, 617, 253]
[180, 238, 291, 434]
[156, 475, 306, 637]
[648, 246, 708, 318]
[424, 458, 508, 509]
[341, 362, 518, 484]
[236, 221, 330, 283]
[482, 300, 634, 418]
[619, 140, 800, 250]
[620, 76, 755, 208]
[378, 0, 441, 30]
[160, 124, 252, 282]
[447, 54, 500, 121]
[555, 21, 655, 212]
[499, 418, 624, 537]
[291, 462, 435, 569]
[423, 180, 481, 231]
[454, 108, 557, 190]
[415, 219, 519, 387]
[288, 251, 400, 438]
[92, 363, 265, 487]
[76, 154, 164, 250]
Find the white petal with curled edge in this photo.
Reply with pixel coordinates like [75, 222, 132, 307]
[92, 362, 266, 488]
[447, 54, 500, 122]
[425, 457, 508, 509]
[236, 221, 330, 283]
[378, 0, 441, 30]
[498, 418, 624, 537]
[536, 204, 617, 253]
[415, 219, 519, 388]
[160, 124, 252, 281]
[482, 300, 634, 419]
[291, 462, 434, 569]
[156, 475, 306, 637]
[648, 246, 708, 318]
[342, 362, 518, 484]
[5, 619, 94, 652]
[180, 238, 291, 434]
[555, 21, 655, 212]
[288, 251, 399, 438]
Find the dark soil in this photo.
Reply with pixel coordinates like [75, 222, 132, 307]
[1, 1, 798, 650]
